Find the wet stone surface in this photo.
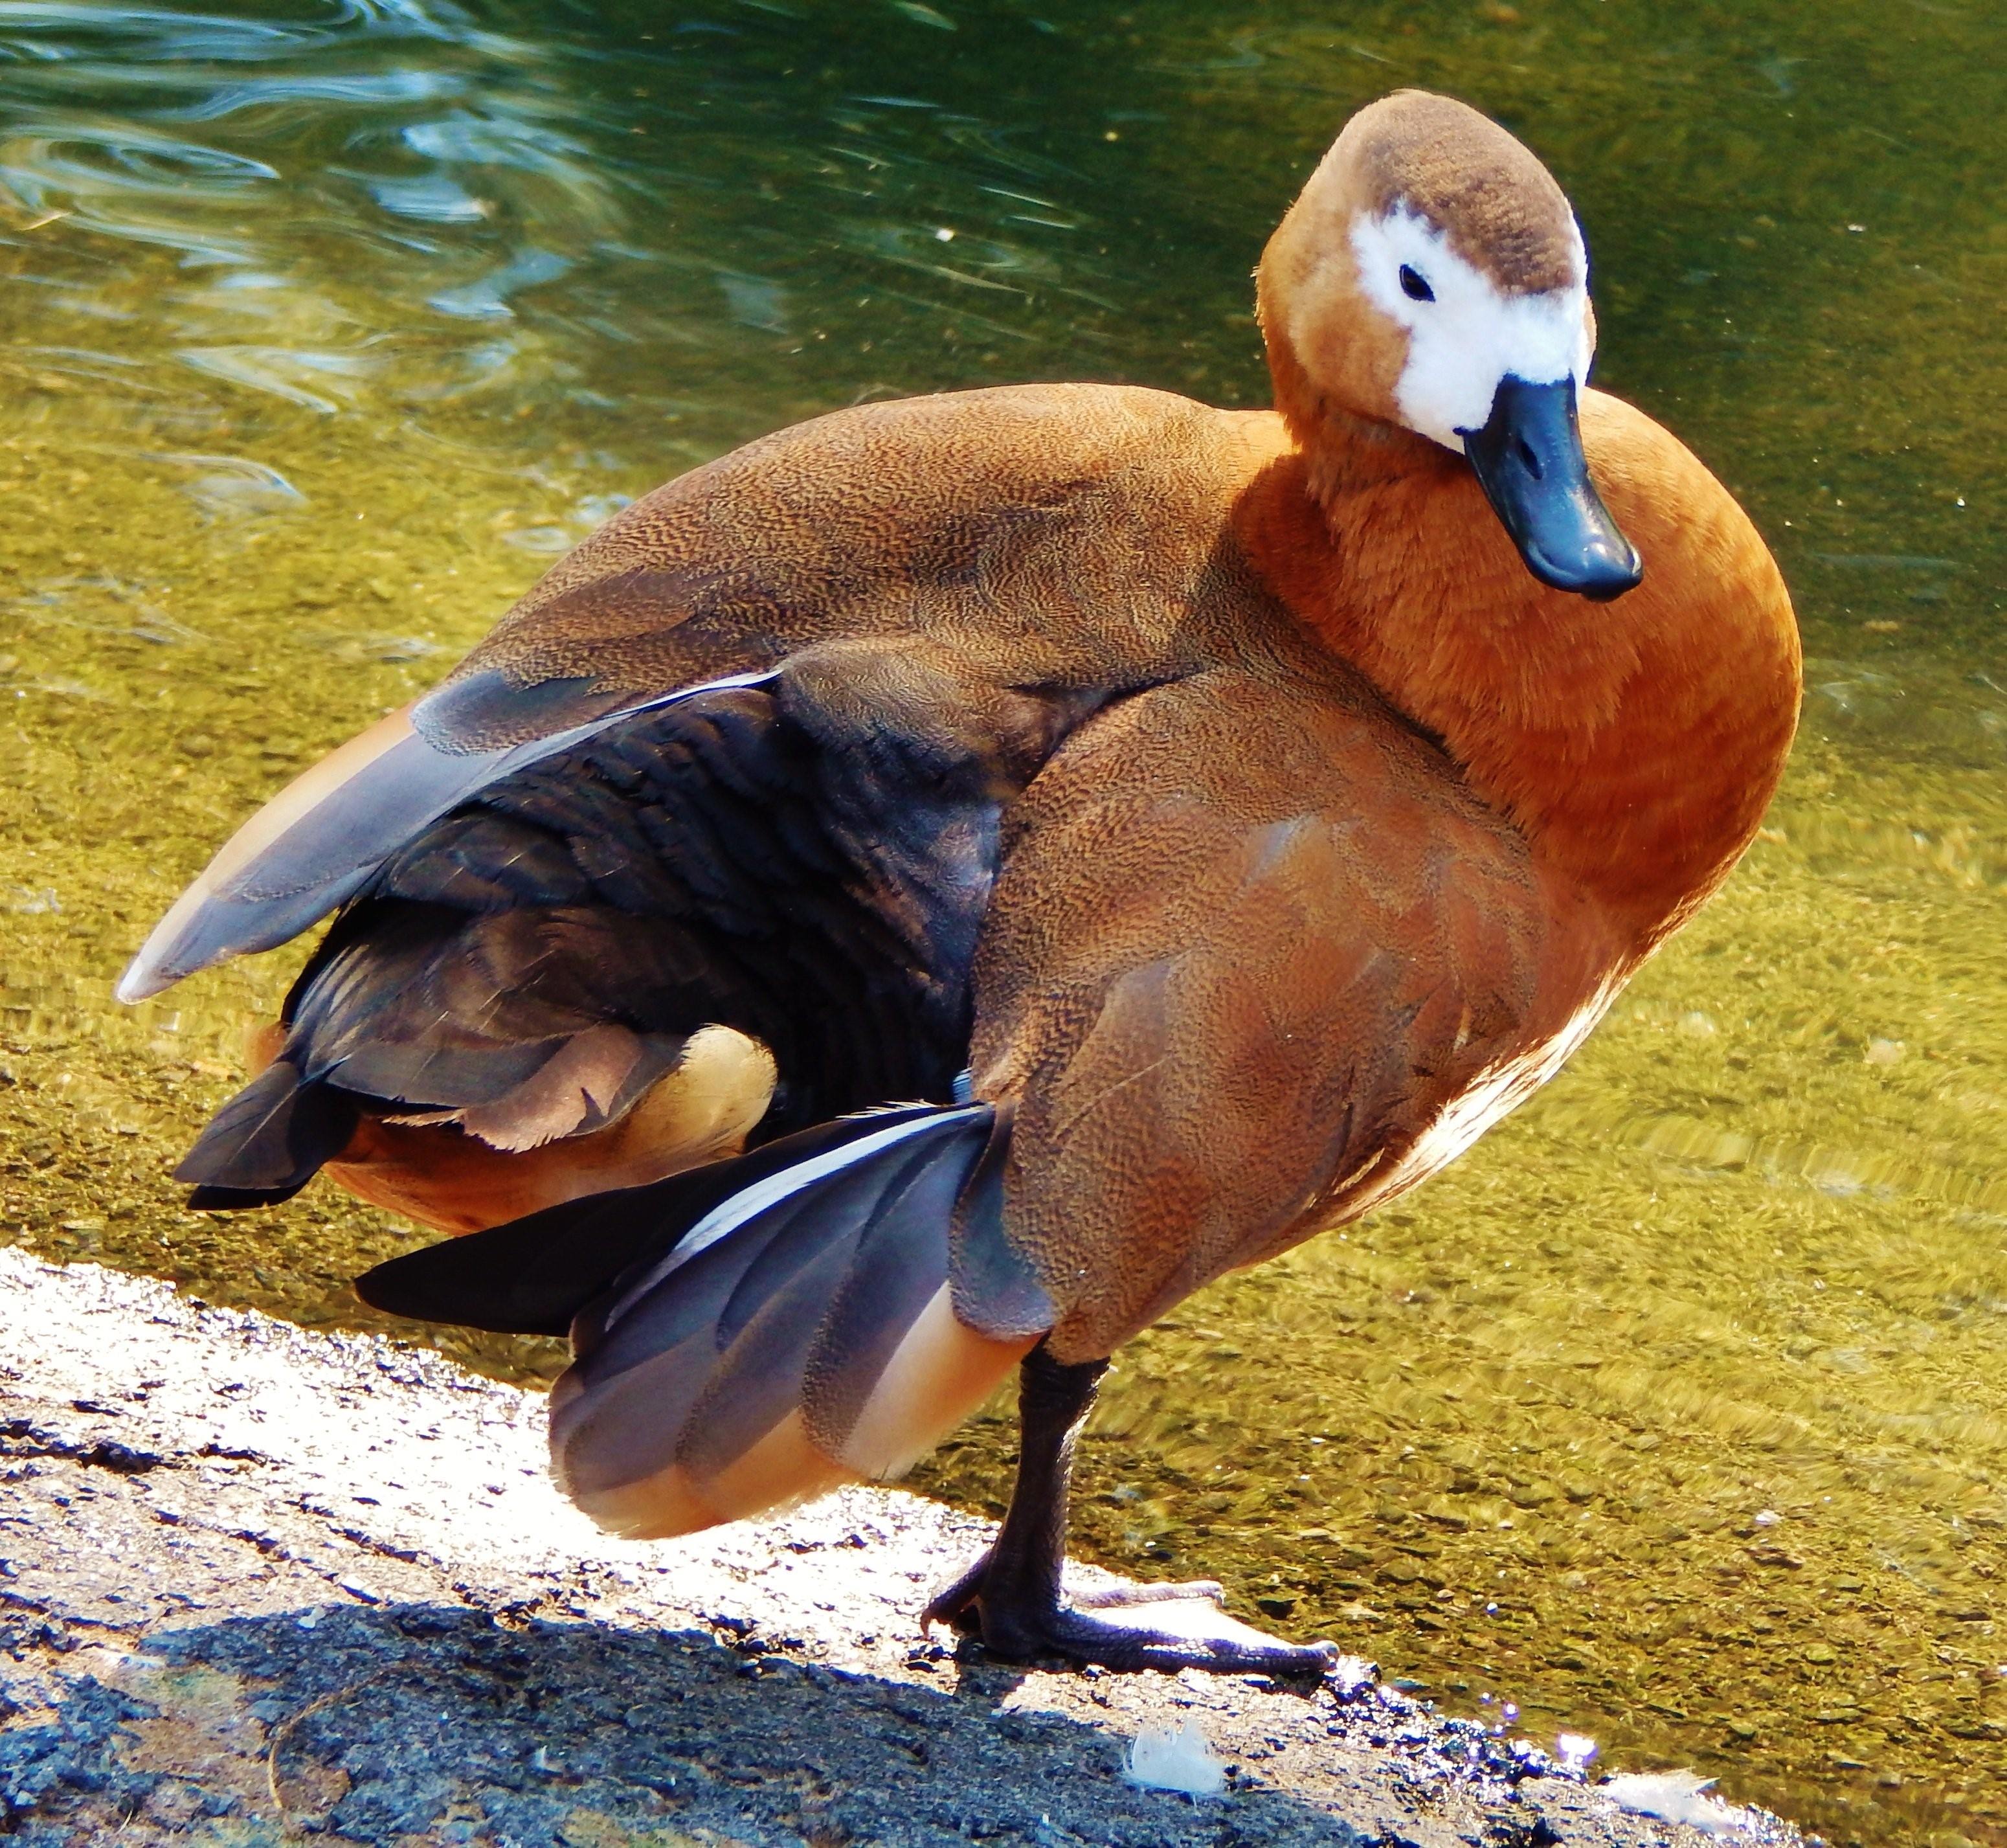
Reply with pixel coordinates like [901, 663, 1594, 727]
[0, 1249, 1796, 1848]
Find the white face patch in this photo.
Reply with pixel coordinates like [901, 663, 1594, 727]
[1347, 204, 1592, 453]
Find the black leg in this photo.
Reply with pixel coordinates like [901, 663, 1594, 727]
[923, 1344, 1338, 1676]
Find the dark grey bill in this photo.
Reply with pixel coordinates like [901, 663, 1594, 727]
[1459, 376, 1643, 601]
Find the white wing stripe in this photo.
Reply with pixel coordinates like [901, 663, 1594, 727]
[599, 1108, 983, 1334]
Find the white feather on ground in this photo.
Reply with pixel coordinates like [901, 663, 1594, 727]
[1603, 1770, 1755, 1837]
[1554, 1732, 1598, 1774]
[1123, 1718, 1226, 1797]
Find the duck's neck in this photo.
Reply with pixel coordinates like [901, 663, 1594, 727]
[1237, 383, 1800, 956]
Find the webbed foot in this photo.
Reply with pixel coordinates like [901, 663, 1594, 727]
[932, 1344, 1340, 1676]
[925, 1553, 1338, 1674]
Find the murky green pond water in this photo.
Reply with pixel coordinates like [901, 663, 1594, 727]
[1, 3, 2002, 1840]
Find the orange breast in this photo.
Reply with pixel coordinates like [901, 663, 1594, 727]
[1237, 387, 1802, 964]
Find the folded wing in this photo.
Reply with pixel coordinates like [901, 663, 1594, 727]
[172, 675, 1022, 1214]
[972, 664, 1550, 1362]
[358, 1103, 1049, 1537]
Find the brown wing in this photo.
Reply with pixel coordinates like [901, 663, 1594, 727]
[120, 383, 1278, 1002]
[969, 668, 1547, 1364]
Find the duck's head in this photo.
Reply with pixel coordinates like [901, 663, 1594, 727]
[1258, 89, 1642, 601]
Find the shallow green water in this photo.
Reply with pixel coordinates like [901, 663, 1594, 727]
[0, 3, 2002, 1842]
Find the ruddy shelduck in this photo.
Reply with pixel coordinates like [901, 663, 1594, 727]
[122, 91, 1800, 1674]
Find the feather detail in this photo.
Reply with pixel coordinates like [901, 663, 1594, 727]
[355, 1103, 1047, 1539]
[174, 1059, 358, 1206]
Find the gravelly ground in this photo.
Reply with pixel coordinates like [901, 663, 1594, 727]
[0, 1249, 1804, 1847]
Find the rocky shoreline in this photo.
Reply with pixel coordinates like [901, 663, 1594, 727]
[0, 1248, 1800, 1847]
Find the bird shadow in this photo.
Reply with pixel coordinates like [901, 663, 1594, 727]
[9, 1600, 1377, 1846]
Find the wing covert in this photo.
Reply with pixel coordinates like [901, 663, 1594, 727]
[122, 383, 1275, 1003]
[969, 668, 1549, 1362]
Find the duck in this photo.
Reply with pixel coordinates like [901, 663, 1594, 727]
[119, 90, 1800, 1675]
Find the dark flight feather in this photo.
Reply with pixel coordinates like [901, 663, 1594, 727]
[118, 673, 778, 1002]
[358, 1103, 1044, 1528]
[175, 671, 1042, 1202]
[544, 1103, 1005, 1508]
[175, 1059, 358, 1206]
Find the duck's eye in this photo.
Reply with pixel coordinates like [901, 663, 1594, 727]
[1398, 264, 1434, 303]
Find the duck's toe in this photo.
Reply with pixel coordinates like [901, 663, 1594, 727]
[923, 1557, 1336, 1677]
[1070, 1578, 1227, 1610]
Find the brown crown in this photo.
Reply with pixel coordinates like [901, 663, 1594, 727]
[1349, 91, 1580, 295]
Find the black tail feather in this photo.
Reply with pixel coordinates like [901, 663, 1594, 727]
[175, 1061, 359, 1210]
[187, 1180, 313, 1211]
[351, 1103, 965, 1336]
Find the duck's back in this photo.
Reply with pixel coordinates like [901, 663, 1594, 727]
[434, 382, 1292, 749]
[122, 384, 1289, 1008]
